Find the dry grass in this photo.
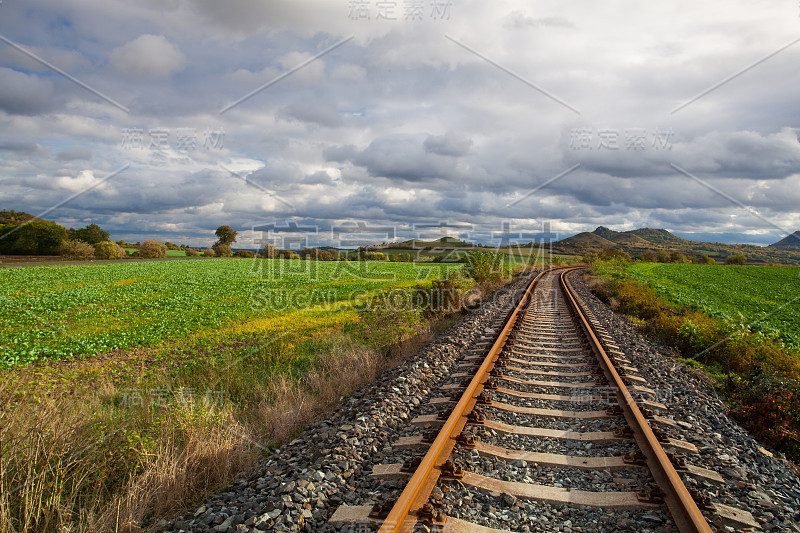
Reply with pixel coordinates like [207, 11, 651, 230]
[0, 309, 457, 532]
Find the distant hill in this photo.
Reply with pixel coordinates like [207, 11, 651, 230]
[769, 231, 800, 250]
[591, 227, 658, 248]
[386, 236, 472, 249]
[592, 226, 620, 241]
[625, 228, 689, 246]
[612, 233, 656, 247]
[558, 232, 618, 248]
[552, 226, 800, 265]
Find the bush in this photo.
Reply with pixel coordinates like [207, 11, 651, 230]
[278, 250, 299, 259]
[212, 243, 232, 257]
[185, 248, 200, 257]
[93, 240, 127, 260]
[233, 250, 254, 258]
[465, 250, 506, 283]
[60, 240, 95, 260]
[725, 254, 747, 265]
[201, 248, 215, 257]
[139, 240, 167, 259]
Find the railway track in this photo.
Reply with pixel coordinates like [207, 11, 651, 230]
[331, 267, 759, 532]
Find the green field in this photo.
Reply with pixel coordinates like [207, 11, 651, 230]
[122, 247, 187, 257]
[625, 263, 800, 348]
[0, 259, 459, 367]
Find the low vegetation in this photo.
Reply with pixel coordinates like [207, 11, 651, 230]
[60, 240, 95, 260]
[93, 240, 127, 260]
[0, 258, 498, 532]
[588, 258, 800, 460]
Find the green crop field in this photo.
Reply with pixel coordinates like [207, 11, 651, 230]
[0, 259, 459, 367]
[625, 263, 800, 348]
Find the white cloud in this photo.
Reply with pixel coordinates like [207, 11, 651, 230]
[109, 34, 185, 78]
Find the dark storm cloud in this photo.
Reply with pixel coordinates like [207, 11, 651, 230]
[353, 135, 459, 183]
[56, 147, 92, 161]
[323, 144, 358, 162]
[1, 0, 798, 244]
[277, 101, 343, 128]
[0, 141, 47, 155]
[0, 68, 56, 115]
[423, 132, 473, 157]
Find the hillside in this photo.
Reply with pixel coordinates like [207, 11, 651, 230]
[611, 233, 656, 247]
[553, 226, 800, 265]
[625, 228, 689, 246]
[769, 231, 800, 250]
[592, 226, 620, 241]
[558, 232, 618, 248]
[0, 210, 35, 226]
[385, 236, 473, 249]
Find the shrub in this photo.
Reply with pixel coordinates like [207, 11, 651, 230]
[233, 250, 254, 258]
[139, 240, 167, 259]
[201, 248, 215, 257]
[93, 240, 126, 260]
[725, 254, 747, 265]
[465, 250, 506, 283]
[60, 240, 95, 260]
[278, 250, 299, 259]
[212, 243, 232, 257]
[185, 248, 200, 257]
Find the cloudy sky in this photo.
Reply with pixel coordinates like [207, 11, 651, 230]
[1, 0, 799, 248]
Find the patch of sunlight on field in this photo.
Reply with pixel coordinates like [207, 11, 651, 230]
[230, 307, 360, 337]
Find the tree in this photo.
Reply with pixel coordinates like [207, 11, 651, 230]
[69, 223, 109, 245]
[94, 240, 126, 260]
[60, 240, 95, 260]
[214, 225, 238, 246]
[212, 243, 232, 257]
[260, 243, 279, 258]
[139, 240, 167, 258]
[233, 249, 254, 258]
[7, 220, 67, 255]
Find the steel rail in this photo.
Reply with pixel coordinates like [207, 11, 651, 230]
[378, 267, 557, 533]
[560, 268, 712, 533]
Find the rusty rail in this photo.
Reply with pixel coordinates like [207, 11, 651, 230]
[377, 266, 712, 533]
[560, 268, 712, 533]
[378, 268, 553, 533]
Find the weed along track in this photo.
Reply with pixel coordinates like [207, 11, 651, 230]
[330, 268, 754, 533]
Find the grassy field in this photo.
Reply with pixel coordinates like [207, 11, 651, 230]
[0, 258, 471, 532]
[590, 261, 800, 460]
[0, 258, 459, 367]
[123, 247, 187, 257]
[624, 263, 800, 348]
